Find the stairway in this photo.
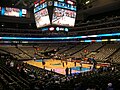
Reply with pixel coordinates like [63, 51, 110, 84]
[16, 47, 32, 59]
[70, 44, 89, 56]
[105, 46, 120, 59]
[0, 49, 22, 59]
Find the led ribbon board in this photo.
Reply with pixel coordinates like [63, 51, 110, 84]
[0, 33, 120, 40]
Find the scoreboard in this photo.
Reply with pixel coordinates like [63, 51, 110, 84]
[54, 1, 76, 11]
[34, 0, 50, 28]
[34, 0, 77, 28]
[34, 8, 50, 28]
[52, 7, 76, 27]
[34, 1, 47, 13]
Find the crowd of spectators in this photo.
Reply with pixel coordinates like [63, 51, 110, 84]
[0, 56, 120, 90]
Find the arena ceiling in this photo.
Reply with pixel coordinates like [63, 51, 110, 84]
[0, 0, 35, 8]
[0, 0, 87, 9]
[1, 0, 120, 20]
[0, 0, 120, 11]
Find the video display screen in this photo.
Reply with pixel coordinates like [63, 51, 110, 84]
[34, 1, 47, 13]
[54, 1, 76, 11]
[22, 9, 27, 14]
[4, 7, 20, 17]
[34, 8, 50, 28]
[0, 7, 1, 14]
[22, 9, 27, 17]
[52, 7, 76, 27]
[0, 7, 27, 17]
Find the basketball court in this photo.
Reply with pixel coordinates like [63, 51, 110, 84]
[23, 59, 92, 75]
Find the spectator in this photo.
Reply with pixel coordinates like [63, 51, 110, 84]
[106, 83, 114, 90]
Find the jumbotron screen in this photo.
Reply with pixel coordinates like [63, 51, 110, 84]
[52, 7, 76, 27]
[4, 7, 20, 17]
[0, 7, 1, 11]
[0, 7, 1, 14]
[34, 8, 50, 28]
[1, 7, 27, 17]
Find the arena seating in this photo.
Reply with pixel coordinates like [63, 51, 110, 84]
[71, 43, 103, 58]
[0, 60, 30, 89]
[0, 1, 120, 90]
[18, 46, 35, 58]
[63, 43, 87, 57]
[57, 44, 75, 54]
[0, 50, 8, 54]
[0, 42, 120, 64]
[0, 46, 31, 59]
[110, 49, 120, 64]
[44, 44, 60, 51]
[0, 57, 120, 90]
[94, 43, 120, 62]
[0, 12, 120, 90]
